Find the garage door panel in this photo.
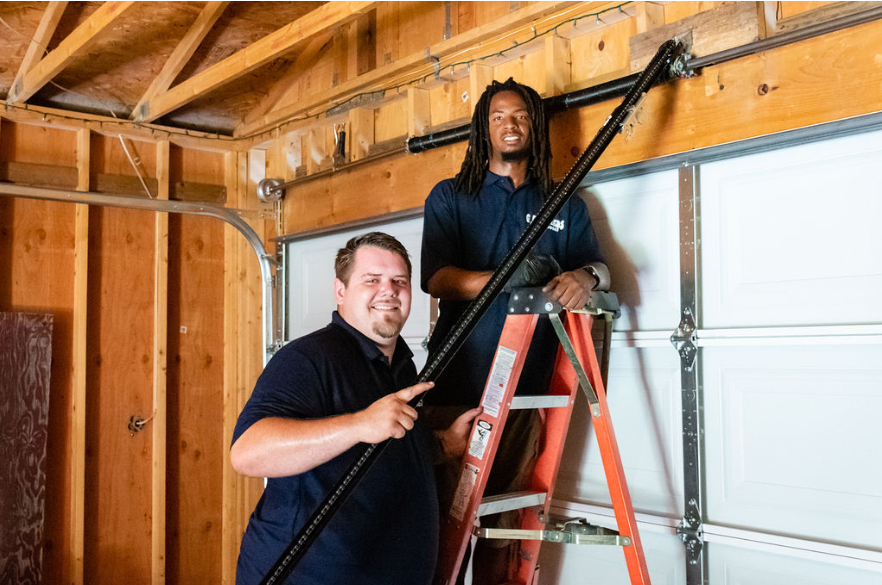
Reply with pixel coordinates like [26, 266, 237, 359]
[556, 346, 684, 517]
[537, 528, 685, 585]
[701, 130, 882, 328]
[582, 170, 680, 332]
[709, 542, 882, 585]
[704, 344, 882, 548]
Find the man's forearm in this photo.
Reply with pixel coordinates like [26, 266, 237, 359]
[426, 266, 493, 300]
[230, 415, 361, 478]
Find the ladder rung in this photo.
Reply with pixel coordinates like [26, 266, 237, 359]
[510, 395, 570, 410]
[477, 490, 546, 517]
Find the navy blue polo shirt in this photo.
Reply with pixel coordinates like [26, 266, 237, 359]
[232, 311, 438, 585]
[421, 171, 603, 405]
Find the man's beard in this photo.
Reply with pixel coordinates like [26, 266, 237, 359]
[501, 146, 530, 162]
[372, 317, 403, 340]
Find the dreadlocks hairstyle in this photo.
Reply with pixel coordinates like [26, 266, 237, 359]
[454, 78, 553, 198]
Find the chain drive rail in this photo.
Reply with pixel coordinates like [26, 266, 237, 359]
[258, 37, 687, 585]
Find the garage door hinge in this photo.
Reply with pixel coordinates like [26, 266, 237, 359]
[677, 497, 704, 567]
[670, 306, 697, 370]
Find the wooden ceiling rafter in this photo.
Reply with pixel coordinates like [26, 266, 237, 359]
[135, 1, 377, 124]
[7, 1, 138, 105]
[240, 33, 337, 131]
[130, 0, 231, 121]
[233, 0, 618, 138]
[9, 1, 70, 99]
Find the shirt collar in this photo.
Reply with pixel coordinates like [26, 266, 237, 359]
[331, 311, 414, 366]
[483, 169, 535, 191]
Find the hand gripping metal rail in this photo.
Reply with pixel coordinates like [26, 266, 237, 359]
[259, 38, 687, 585]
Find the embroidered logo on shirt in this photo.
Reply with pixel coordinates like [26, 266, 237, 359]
[526, 213, 565, 232]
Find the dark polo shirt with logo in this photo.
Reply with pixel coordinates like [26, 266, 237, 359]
[421, 171, 603, 406]
[233, 311, 438, 585]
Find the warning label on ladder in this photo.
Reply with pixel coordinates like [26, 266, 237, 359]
[481, 347, 517, 418]
[468, 420, 493, 460]
[450, 463, 479, 521]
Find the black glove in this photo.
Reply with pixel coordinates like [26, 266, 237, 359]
[504, 250, 561, 291]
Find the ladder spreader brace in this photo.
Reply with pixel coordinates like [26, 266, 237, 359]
[435, 289, 650, 585]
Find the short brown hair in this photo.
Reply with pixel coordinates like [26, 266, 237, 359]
[334, 231, 412, 284]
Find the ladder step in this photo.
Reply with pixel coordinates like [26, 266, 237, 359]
[510, 395, 570, 410]
[477, 490, 546, 517]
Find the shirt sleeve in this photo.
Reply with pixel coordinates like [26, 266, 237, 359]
[563, 195, 605, 271]
[421, 179, 462, 293]
[231, 344, 327, 445]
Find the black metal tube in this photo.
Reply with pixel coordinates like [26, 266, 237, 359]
[405, 125, 470, 154]
[544, 72, 642, 114]
[259, 38, 683, 585]
[406, 5, 882, 156]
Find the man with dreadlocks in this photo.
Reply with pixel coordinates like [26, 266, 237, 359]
[420, 78, 609, 584]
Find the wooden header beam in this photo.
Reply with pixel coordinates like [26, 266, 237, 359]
[136, 1, 376, 124]
[8, 1, 137, 104]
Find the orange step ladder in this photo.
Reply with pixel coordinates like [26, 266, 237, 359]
[435, 288, 650, 585]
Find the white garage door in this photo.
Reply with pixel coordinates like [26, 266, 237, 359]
[539, 127, 882, 584]
[283, 124, 882, 584]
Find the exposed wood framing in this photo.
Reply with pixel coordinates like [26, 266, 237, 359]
[236, 0, 592, 137]
[132, 1, 231, 120]
[630, 1, 769, 71]
[347, 11, 376, 80]
[283, 16, 882, 233]
[221, 150, 265, 585]
[8, 1, 138, 104]
[152, 140, 170, 585]
[407, 87, 431, 137]
[545, 35, 571, 97]
[0, 100, 238, 151]
[469, 63, 494, 114]
[69, 127, 90, 585]
[137, 1, 377, 123]
[221, 151, 241, 585]
[240, 34, 334, 131]
[774, 0, 880, 34]
[349, 107, 375, 162]
[9, 1, 69, 99]
[635, 1, 665, 34]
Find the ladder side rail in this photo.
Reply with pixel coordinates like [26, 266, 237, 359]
[569, 313, 652, 584]
[435, 314, 539, 585]
[515, 311, 584, 583]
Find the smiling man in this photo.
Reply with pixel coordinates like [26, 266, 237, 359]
[420, 78, 610, 584]
[231, 232, 479, 585]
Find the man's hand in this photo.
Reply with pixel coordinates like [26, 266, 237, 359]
[542, 268, 595, 311]
[355, 382, 434, 443]
[434, 406, 482, 462]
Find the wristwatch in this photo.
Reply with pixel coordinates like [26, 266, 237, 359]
[582, 265, 600, 290]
